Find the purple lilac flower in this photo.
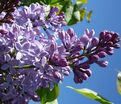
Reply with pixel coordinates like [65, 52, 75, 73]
[0, 3, 69, 103]
[58, 28, 120, 83]
[0, 3, 120, 104]
[13, 3, 66, 30]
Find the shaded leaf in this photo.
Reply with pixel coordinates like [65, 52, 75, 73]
[20, 0, 44, 5]
[21, 0, 63, 5]
[67, 86, 113, 104]
[36, 84, 59, 104]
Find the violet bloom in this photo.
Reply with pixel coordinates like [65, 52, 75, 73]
[0, 3, 70, 103]
[59, 28, 120, 83]
[0, 3, 120, 104]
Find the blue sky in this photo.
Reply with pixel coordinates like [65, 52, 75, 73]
[30, 0, 121, 104]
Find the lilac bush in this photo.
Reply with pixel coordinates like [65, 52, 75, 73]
[0, 3, 120, 104]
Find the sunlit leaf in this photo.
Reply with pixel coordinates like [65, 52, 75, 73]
[86, 10, 92, 22]
[67, 4, 80, 25]
[61, 1, 74, 23]
[49, 0, 61, 4]
[73, 11, 80, 21]
[42, 0, 61, 4]
[80, 8, 86, 21]
[117, 71, 121, 95]
[46, 99, 58, 104]
[76, 0, 88, 5]
[67, 86, 113, 104]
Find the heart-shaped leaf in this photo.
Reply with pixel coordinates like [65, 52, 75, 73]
[36, 84, 59, 104]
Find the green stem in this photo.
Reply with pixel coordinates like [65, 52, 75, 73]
[14, 65, 35, 69]
[41, 96, 47, 104]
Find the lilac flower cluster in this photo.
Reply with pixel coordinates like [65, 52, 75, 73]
[0, 3, 68, 103]
[0, 0, 20, 24]
[58, 28, 120, 83]
[0, 3, 120, 104]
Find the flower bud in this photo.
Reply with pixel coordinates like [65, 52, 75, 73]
[89, 55, 99, 63]
[113, 43, 120, 49]
[74, 69, 88, 80]
[84, 69, 92, 77]
[71, 44, 83, 53]
[105, 47, 114, 55]
[99, 31, 105, 39]
[98, 51, 107, 58]
[80, 68, 92, 77]
[107, 41, 113, 47]
[67, 28, 75, 38]
[59, 58, 68, 67]
[91, 37, 99, 46]
[80, 35, 90, 47]
[100, 31, 112, 41]
[78, 62, 90, 69]
[58, 31, 65, 40]
[104, 33, 112, 41]
[0, 29, 8, 34]
[96, 60, 108, 67]
[74, 75, 83, 83]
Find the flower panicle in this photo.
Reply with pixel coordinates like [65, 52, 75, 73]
[0, 3, 120, 104]
[59, 28, 120, 83]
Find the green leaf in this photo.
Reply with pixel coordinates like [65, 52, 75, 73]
[20, 0, 44, 5]
[40, 0, 62, 4]
[46, 99, 58, 104]
[117, 71, 121, 95]
[67, 4, 80, 25]
[76, 0, 88, 5]
[82, 0, 88, 4]
[36, 84, 59, 104]
[0, 101, 2, 104]
[61, 1, 74, 23]
[73, 11, 80, 21]
[80, 8, 86, 21]
[67, 86, 113, 104]
[20, 0, 62, 5]
[86, 10, 92, 22]
[49, 0, 62, 4]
